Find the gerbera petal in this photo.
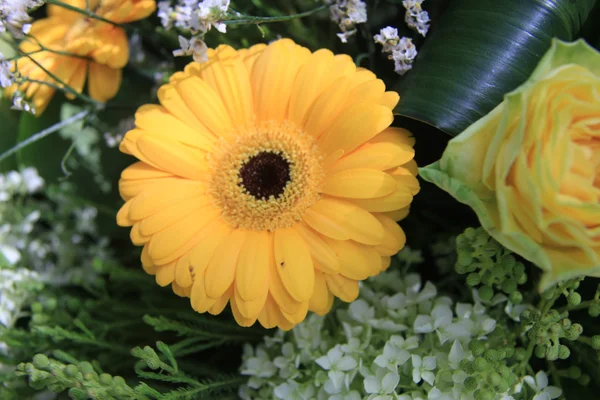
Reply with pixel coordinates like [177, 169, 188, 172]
[267, 243, 305, 315]
[373, 214, 407, 256]
[289, 49, 336, 126]
[148, 206, 221, 260]
[258, 295, 282, 329]
[175, 254, 193, 288]
[65, 60, 87, 100]
[174, 76, 235, 138]
[235, 231, 270, 301]
[230, 292, 257, 327]
[348, 185, 414, 212]
[130, 222, 150, 245]
[322, 168, 397, 199]
[309, 198, 384, 245]
[234, 286, 268, 320]
[121, 161, 173, 180]
[251, 39, 310, 121]
[309, 270, 334, 316]
[128, 180, 203, 220]
[293, 223, 341, 273]
[141, 245, 157, 275]
[155, 261, 176, 287]
[136, 134, 208, 180]
[139, 196, 211, 236]
[378, 91, 400, 110]
[302, 207, 351, 241]
[204, 229, 247, 299]
[324, 238, 381, 280]
[190, 273, 217, 313]
[281, 301, 309, 325]
[189, 219, 234, 276]
[157, 84, 209, 134]
[208, 288, 231, 316]
[196, 45, 254, 129]
[318, 103, 393, 156]
[384, 206, 411, 221]
[273, 228, 315, 302]
[303, 75, 354, 138]
[134, 104, 215, 150]
[238, 43, 267, 73]
[171, 282, 187, 297]
[88, 62, 121, 102]
[325, 273, 359, 303]
[116, 199, 134, 227]
[343, 79, 386, 109]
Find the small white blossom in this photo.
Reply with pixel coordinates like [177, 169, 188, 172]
[363, 365, 400, 396]
[523, 371, 562, 400]
[411, 355, 436, 386]
[373, 26, 400, 53]
[173, 35, 208, 63]
[0, 52, 14, 88]
[158, 0, 230, 37]
[10, 90, 35, 114]
[403, 0, 430, 37]
[0, 0, 44, 38]
[326, 0, 367, 43]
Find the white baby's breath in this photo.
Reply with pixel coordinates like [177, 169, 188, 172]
[326, 0, 367, 43]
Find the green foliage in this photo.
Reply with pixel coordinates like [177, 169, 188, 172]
[394, 0, 598, 136]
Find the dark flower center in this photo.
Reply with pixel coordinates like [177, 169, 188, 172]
[239, 151, 291, 199]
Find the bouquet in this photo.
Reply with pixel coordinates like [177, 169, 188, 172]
[1, 0, 599, 399]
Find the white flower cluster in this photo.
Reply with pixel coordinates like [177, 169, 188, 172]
[0, 51, 15, 89]
[0, 0, 44, 38]
[403, 0, 430, 37]
[239, 267, 529, 400]
[0, 268, 41, 330]
[157, 0, 230, 62]
[374, 27, 418, 75]
[326, 0, 367, 43]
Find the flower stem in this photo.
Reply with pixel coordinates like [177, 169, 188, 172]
[0, 109, 90, 164]
[45, 0, 122, 27]
[224, 5, 328, 26]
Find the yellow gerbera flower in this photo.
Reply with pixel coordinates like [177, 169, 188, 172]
[5, 0, 156, 114]
[116, 39, 420, 330]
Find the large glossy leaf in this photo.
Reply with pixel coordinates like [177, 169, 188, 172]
[393, 0, 598, 136]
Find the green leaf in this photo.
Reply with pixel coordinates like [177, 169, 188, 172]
[16, 98, 70, 181]
[393, 0, 598, 136]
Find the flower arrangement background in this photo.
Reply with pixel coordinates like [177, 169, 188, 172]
[1, 0, 600, 399]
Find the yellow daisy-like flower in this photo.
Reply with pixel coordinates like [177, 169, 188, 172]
[116, 39, 420, 330]
[5, 0, 156, 114]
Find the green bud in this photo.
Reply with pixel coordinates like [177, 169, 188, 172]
[514, 348, 527, 361]
[516, 272, 527, 284]
[456, 263, 469, 274]
[464, 227, 477, 240]
[48, 382, 66, 393]
[66, 298, 81, 312]
[466, 273, 481, 286]
[588, 303, 600, 317]
[591, 335, 600, 350]
[567, 292, 582, 307]
[483, 350, 499, 362]
[558, 345, 571, 359]
[513, 262, 525, 276]
[79, 362, 94, 374]
[64, 365, 79, 377]
[30, 370, 52, 382]
[32, 354, 50, 369]
[546, 345, 559, 361]
[503, 254, 517, 269]
[99, 373, 113, 385]
[579, 374, 591, 386]
[568, 366, 582, 379]
[473, 357, 489, 370]
[496, 378, 510, 393]
[550, 323, 561, 334]
[457, 251, 474, 267]
[31, 302, 43, 314]
[534, 345, 546, 359]
[487, 371, 502, 387]
[460, 359, 474, 374]
[504, 347, 515, 359]
[501, 279, 517, 294]
[560, 318, 572, 330]
[44, 298, 58, 311]
[566, 324, 583, 341]
[113, 376, 126, 386]
[68, 387, 88, 400]
[480, 270, 494, 286]
[478, 285, 494, 302]
[474, 389, 494, 400]
[509, 291, 523, 304]
[464, 377, 478, 391]
[469, 340, 485, 356]
[541, 289, 555, 301]
[541, 309, 560, 324]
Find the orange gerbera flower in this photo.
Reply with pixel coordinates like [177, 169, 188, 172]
[117, 39, 419, 330]
[5, 0, 156, 114]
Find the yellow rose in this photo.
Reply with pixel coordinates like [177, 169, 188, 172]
[420, 39, 600, 290]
